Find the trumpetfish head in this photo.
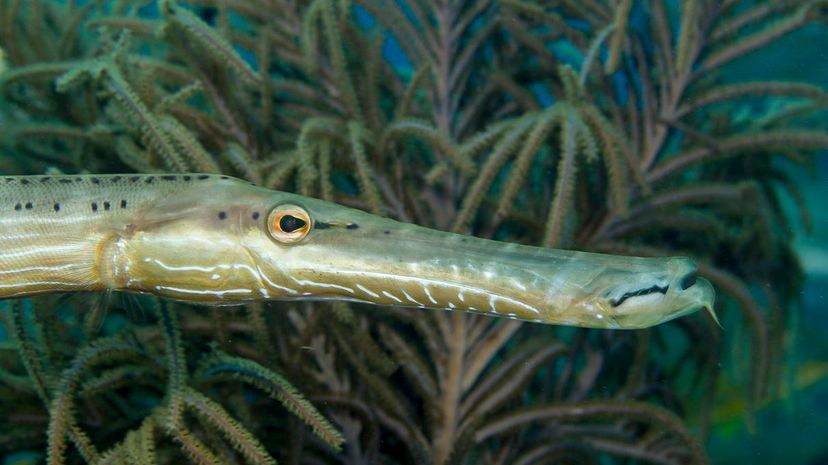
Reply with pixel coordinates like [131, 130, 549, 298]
[122, 177, 716, 329]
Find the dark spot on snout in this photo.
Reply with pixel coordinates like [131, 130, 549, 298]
[346, 223, 359, 230]
[680, 272, 697, 290]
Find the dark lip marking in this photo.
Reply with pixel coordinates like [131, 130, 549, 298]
[610, 284, 669, 307]
[346, 223, 359, 230]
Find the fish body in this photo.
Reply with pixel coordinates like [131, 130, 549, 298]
[0, 174, 715, 329]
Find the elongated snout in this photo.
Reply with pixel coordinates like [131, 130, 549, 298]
[247, 195, 716, 329]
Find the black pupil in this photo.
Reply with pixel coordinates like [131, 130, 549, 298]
[279, 214, 306, 233]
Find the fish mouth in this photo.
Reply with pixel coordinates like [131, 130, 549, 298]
[670, 265, 716, 321]
[681, 274, 718, 325]
[622, 272, 716, 328]
[596, 264, 717, 329]
[679, 270, 719, 326]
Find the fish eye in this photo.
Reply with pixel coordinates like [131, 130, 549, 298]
[268, 204, 311, 243]
[279, 214, 306, 232]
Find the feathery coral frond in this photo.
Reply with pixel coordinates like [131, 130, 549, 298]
[199, 352, 345, 451]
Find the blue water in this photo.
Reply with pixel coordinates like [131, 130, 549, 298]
[709, 25, 828, 463]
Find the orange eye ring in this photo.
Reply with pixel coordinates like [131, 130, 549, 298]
[267, 204, 311, 244]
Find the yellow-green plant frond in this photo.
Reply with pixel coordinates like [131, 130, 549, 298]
[197, 352, 345, 451]
[159, 0, 261, 87]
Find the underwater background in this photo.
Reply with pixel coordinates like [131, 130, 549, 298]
[1, 1, 828, 464]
